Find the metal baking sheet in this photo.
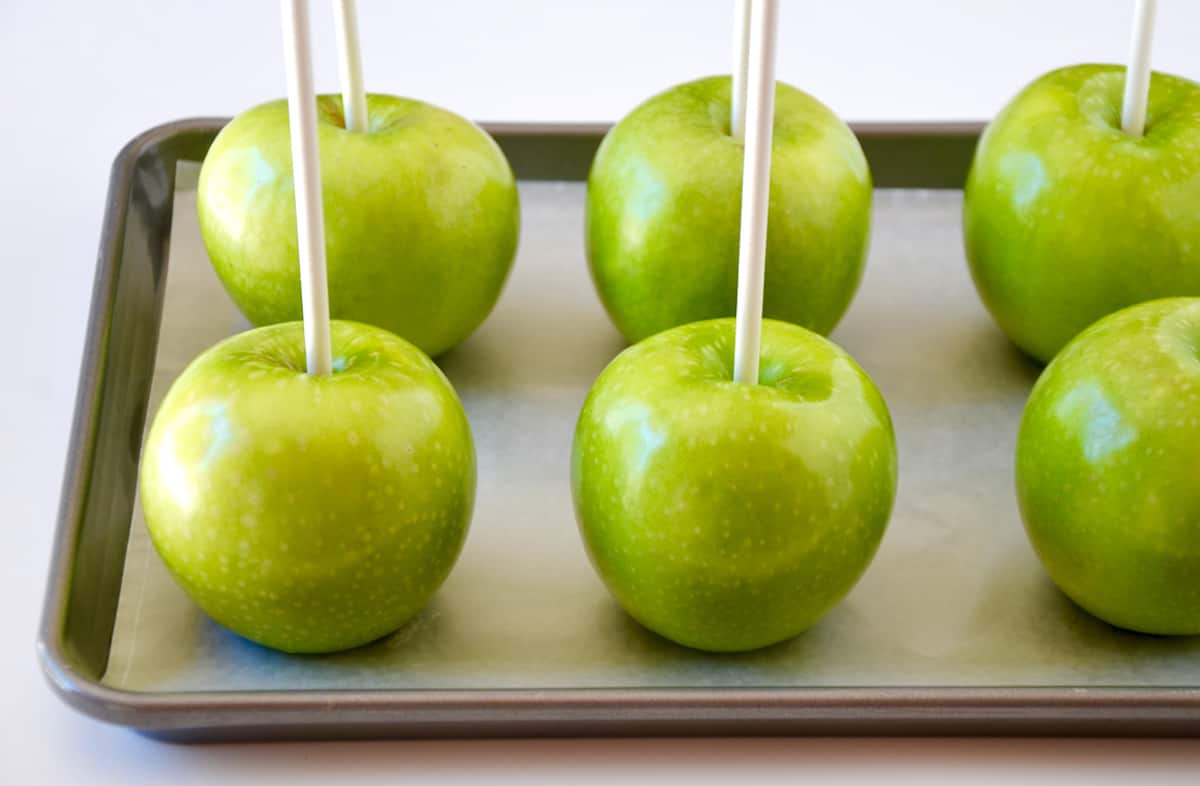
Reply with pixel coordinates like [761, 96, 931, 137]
[39, 120, 1200, 740]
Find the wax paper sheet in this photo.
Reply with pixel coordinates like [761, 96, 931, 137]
[103, 169, 1200, 691]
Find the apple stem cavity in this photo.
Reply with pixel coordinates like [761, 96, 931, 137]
[732, 0, 779, 385]
[333, 0, 369, 133]
[282, 0, 334, 375]
[731, 0, 752, 141]
[1121, 0, 1158, 137]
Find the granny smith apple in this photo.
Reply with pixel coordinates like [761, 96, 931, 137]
[139, 320, 475, 653]
[1016, 298, 1200, 635]
[964, 64, 1200, 363]
[571, 318, 896, 652]
[586, 76, 872, 343]
[198, 94, 519, 357]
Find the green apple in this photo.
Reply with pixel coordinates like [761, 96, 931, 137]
[198, 94, 519, 357]
[1017, 298, 1200, 635]
[571, 318, 896, 652]
[138, 320, 475, 653]
[586, 76, 872, 344]
[964, 64, 1200, 364]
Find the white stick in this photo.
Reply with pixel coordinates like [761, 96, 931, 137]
[732, 0, 779, 385]
[1121, 0, 1157, 137]
[333, 0, 369, 133]
[731, 0, 752, 141]
[282, 0, 333, 376]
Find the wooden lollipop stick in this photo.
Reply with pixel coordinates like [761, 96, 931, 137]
[333, 0, 369, 132]
[282, 0, 334, 375]
[1121, 0, 1157, 137]
[732, 0, 779, 385]
[731, 0, 752, 141]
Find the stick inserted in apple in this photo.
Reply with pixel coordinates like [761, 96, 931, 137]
[197, 1, 519, 357]
[964, 0, 1200, 363]
[138, 0, 476, 654]
[571, 0, 897, 653]
[584, 2, 872, 344]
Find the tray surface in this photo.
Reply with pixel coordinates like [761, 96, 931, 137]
[39, 121, 1200, 739]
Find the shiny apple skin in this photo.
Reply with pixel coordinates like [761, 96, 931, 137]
[586, 76, 872, 343]
[964, 64, 1200, 363]
[572, 318, 897, 652]
[1017, 298, 1200, 634]
[139, 320, 475, 653]
[198, 94, 519, 357]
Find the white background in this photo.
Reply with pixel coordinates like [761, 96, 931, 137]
[4, 0, 1200, 783]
